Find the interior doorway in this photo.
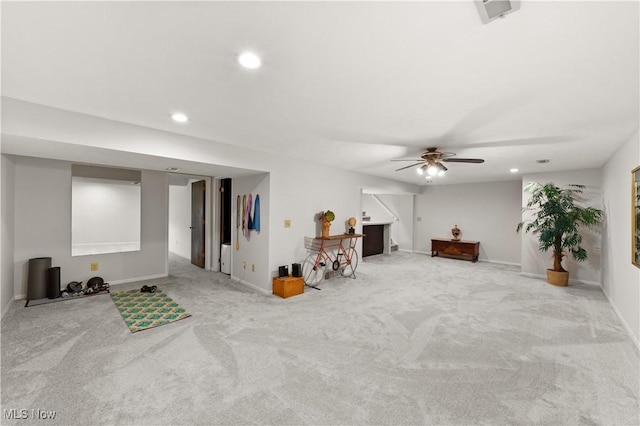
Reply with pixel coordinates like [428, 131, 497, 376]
[168, 174, 215, 271]
[219, 178, 232, 274]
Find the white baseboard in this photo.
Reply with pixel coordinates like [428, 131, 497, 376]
[14, 293, 25, 300]
[2, 298, 15, 319]
[483, 259, 522, 267]
[109, 274, 168, 286]
[230, 276, 270, 295]
[601, 287, 640, 351]
[413, 250, 520, 266]
[519, 272, 600, 287]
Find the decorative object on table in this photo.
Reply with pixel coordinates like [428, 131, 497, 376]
[451, 225, 461, 241]
[632, 166, 640, 267]
[320, 210, 335, 238]
[278, 265, 289, 277]
[347, 217, 357, 234]
[517, 181, 603, 286]
[111, 288, 191, 333]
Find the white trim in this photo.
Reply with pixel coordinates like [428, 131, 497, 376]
[519, 272, 600, 286]
[2, 298, 15, 319]
[398, 248, 414, 253]
[413, 250, 521, 266]
[482, 259, 521, 267]
[601, 287, 640, 351]
[14, 293, 26, 300]
[109, 273, 167, 286]
[230, 276, 270, 295]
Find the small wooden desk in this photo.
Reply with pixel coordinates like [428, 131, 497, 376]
[431, 238, 480, 263]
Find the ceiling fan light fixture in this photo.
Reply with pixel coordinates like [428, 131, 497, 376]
[171, 112, 188, 123]
[427, 164, 439, 177]
[416, 165, 426, 175]
[238, 51, 262, 69]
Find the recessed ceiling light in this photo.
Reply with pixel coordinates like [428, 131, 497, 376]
[238, 51, 262, 69]
[510, 168, 519, 173]
[171, 112, 188, 123]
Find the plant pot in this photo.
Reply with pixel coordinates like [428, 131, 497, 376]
[546, 269, 569, 286]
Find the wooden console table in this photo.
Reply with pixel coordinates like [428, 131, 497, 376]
[431, 238, 480, 263]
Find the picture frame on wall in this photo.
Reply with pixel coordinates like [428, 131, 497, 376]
[633, 166, 640, 268]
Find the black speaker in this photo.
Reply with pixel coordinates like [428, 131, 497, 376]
[278, 265, 289, 277]
[27, 257, 52, 301]
[292, 263, 302, 277]
[47, 267, 61, 299]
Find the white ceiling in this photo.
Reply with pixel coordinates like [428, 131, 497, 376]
[2, 1, 638, 185]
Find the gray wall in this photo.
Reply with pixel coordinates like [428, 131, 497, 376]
[602, 132, 640, 344]
[1, 155, 15, 318]
[232, 173, 270, 291]
[413, 180, 523, 264]
[520, 169, 603, 284]
[168, 179, 195, 260]
[11, 156, 168, 298]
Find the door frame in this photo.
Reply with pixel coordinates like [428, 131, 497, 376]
[167, 173, 219, 272]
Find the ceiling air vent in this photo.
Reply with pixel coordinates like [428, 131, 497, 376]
[476, 0, 520, 24]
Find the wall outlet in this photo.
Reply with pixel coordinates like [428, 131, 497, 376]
[90, 262, 99, 271]
[242, 261, 246, 269]
[284, 219, 291, 228]
[252, 264, 255, 272]
[417, 217, 422, 222]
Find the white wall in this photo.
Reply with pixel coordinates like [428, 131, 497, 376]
[520, 169, 603, 284]
[168, 179, 193, 260]
[602, 132, 640, 344]
[72, 177, 141, 254]
[1, 155, 16, 317]
[362, 193, 414, 251]
[12, 156, 168, 297]
[232, 173, 270, 292]
[268, 162, 421, 290]
[414, 180, 522, 264]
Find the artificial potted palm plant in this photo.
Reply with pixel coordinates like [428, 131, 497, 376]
[517, 182, 603, 286]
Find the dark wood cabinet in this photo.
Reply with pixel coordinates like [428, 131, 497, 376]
[363, 224, 384, 257]
[431, 239, 480, 263]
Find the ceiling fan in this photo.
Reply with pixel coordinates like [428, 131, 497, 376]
[392, 147, 485, 177]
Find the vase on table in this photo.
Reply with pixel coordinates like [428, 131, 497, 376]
[451, 225, 461, 241]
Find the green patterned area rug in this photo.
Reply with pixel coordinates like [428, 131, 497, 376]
[111, 289, 191, 333]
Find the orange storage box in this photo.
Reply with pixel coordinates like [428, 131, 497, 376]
[272, 276, 304, 299]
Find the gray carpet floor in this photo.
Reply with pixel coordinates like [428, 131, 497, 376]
[1, 252, 638, 425]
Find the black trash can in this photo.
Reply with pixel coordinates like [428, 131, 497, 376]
[47, 267, 61, 299]
[27, 257, 52, 301]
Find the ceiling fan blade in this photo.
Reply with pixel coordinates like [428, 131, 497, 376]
[442, 158, 485, 164]
[395, 162, 423, 171]
[391, 159, 423, 162]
